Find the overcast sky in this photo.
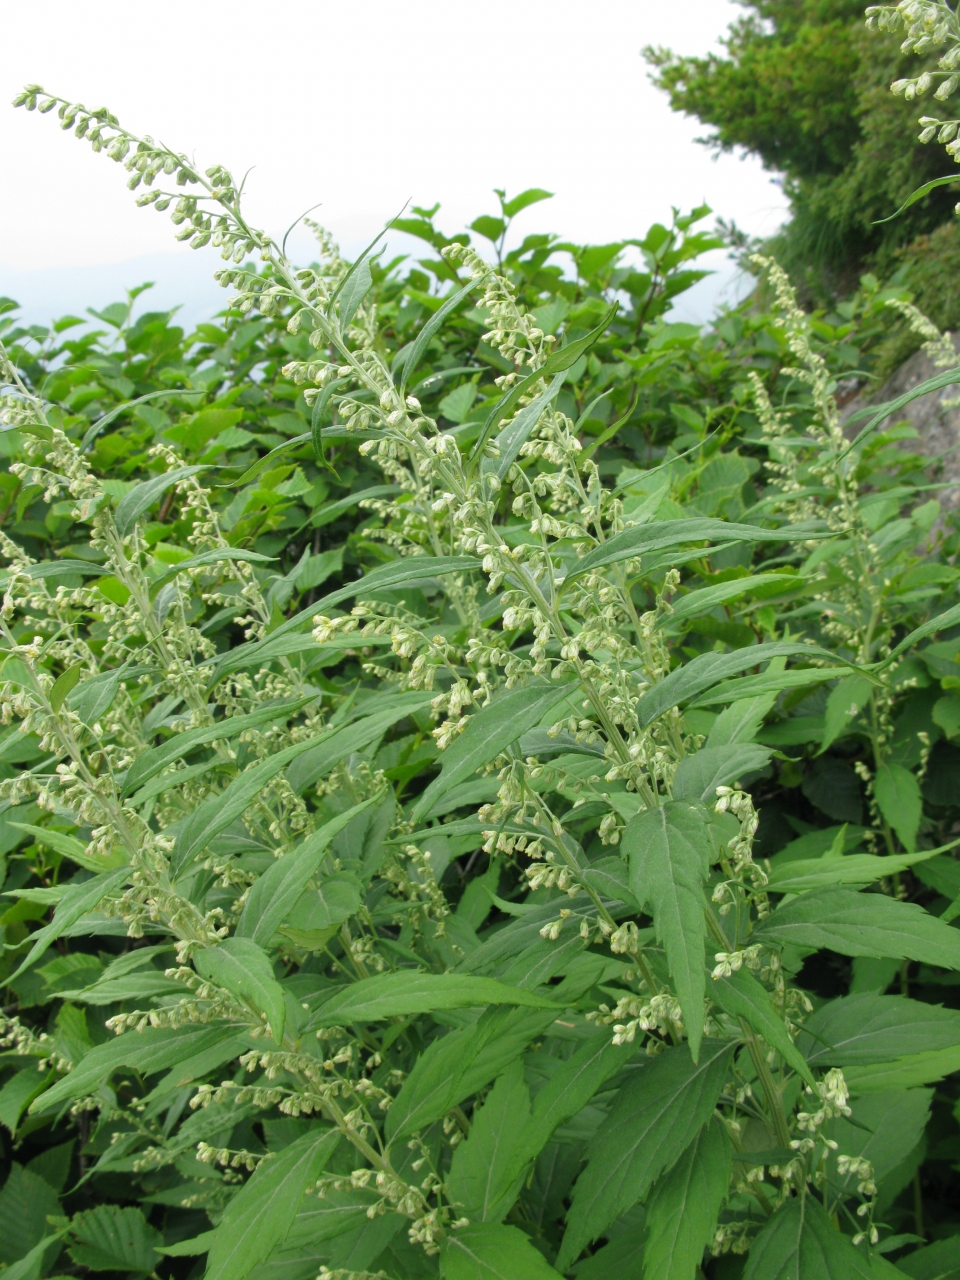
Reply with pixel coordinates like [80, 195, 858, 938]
[0, 0, 790, 326]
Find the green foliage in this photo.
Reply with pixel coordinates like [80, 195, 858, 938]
[0, 83, 959, 1280]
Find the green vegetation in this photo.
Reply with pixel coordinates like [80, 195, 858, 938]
[0, 55, 960, 1280]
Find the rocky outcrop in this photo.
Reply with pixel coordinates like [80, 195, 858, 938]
[841, 336, 960, 508]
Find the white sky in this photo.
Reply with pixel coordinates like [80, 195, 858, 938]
[0, 0, 789, 326]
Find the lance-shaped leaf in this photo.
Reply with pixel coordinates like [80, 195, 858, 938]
[172, 736, 326, 875]
[643, 1118, 731, 1280]
[567, 518, 803, 583]
[665, 573, 801, 625]
[9, 866, 130, 982]
[448, 1061, 532, 1222]
[194, 938, 286, 1044]
[9, 822, 127, 872]
[557, 1041, 735, 1271]
[753, 888, 960, 969]
[796, 993, 960, 1067]
[337, 255, 372, 331]
[743, 1193, 872, 1280]
[32, 1023, 245, 1112]
[286, 693, 434, 794]
[204, 1128, 341, 1280]
[150, 546, 274, 589]
[401, 275, 486, 391]
[236, 796, 380, 945]
[820, 673, 874, 753]
[114, 465, 206, 536]
[766, 848, 943, 895]
[307, 971, 559, 1028]
[411, 682, 575, 822]
[624, 800, 711, 1059]
[874, 763, 922, 852]
[122, 696, 317, 797]
[440, 1223, 562, 1280]
[636, 642, 848, 728]
[488, 372, 566, 480]
[211, 555, 481, 681]
[673, 744, 773, 804]
[712, 967, 815, 1087]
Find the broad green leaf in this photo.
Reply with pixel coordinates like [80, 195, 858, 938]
[580, 856, 642, 910]
[0, 1164, 60, 1265]
[9, 865, 130, 982]
[797, 994, 960, 1066]
[68, 1206, 161, 1272]
[411, 682, 575, 822]
[643, 1118, 731, 1280]
[204, 1128, 340, 1280]
[278, 1185, 381, 1252]
[280, 872, 362, 948]
[743, 1193, 872, 1280]
[821, 674, 874, 753]
[666, 574, 799, 625]
[448, 1060, 531, 1222]
[195, 938, 286, 1044]
[826, 1089, 932, 1195]
[891, 1235, 960, 1279]
[707, 692, 779, 747]
[440, 1223, 562, 1280]
[842, 1045, 960, 1092]
[236, 797, 380, 945]
[874, 764, 922, 851]
[114, 465, 206, 536]
[172, 737, 325, 874]
[49, 663, 82, 710]
[307, 971, 559, 1028]
[672, 743, 773, 804]
[8, 822, 127, 872]
[568, 519, 804, 583]
[557, 1040, 735, 1270]
[121, 696, 317, 797]
[503, 187, 554, 217]
[712, 968, 816, 1087]
[767, 848, 943, 894]
[337, 255, 372, 331]
[0, 1067, 52, 1133]
[0, 1235, 64, 1280]
[624, 800, 711, 1059]
[753, 889, 960, 969]
[637, 642, 846, 728]
[32, 1023, 244, 1112]
[287, 692, 434, 794]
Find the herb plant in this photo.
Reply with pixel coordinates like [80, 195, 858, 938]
[1, 77, 960, 1280]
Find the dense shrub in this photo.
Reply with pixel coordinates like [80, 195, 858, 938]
[0, 80, 959, 1280]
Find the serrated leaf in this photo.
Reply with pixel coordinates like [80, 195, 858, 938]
[236, 796, 380, 945]
[743, 1193, 869, 1280]
[557, 1040, 735, 1270]
[9, 866, 130, 982]
[624, 800, 710, 1059]
[874, 764, 922, 852]
[440, 1223, 562, 1280]
[0, 1164, 60, 1265]
[172, 737, 325, 874]
[797, 993, 960, 1066]
[68, 1205, 161, 1273]
[31, 1023, 245, 1113]
[767, 846, 943, 894]
[821, 674, 874, 753]
[712, 967, 815, 1087]
[672, 744, 773, 804]
[411, 682, 575, 822]
[707, 693, 779, 747]
[114, 465, 206, 536]
[195, 938, 286, 1044]
[827, 1088, 932, 1196]
[308, 971, 559, 1028]
[843, 1045, 960, 1092]
[643, 1118, 731, 1280]
[448, 1061, 531, 1222]
[753, 888, 960, 969]
[637, 642, 847, 728]
[204, 1128, 341, 1280]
